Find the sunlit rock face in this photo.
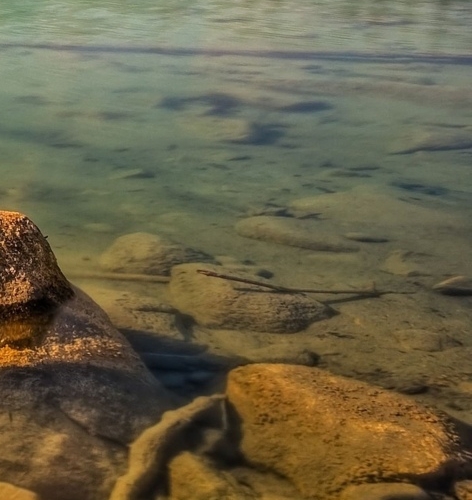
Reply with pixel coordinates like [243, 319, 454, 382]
[226, 364, 471, 500]
[0, 211, 174, 500]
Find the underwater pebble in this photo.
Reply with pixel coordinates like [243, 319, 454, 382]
[344, 232, 390, 243]
[109, 168, 155, 180]
[432, 276, 472, 296]
[391, 129, 472, 154]
[235, 216, 359, 253]
[455, 480, 472, 500]
[339, 482, 432, 500]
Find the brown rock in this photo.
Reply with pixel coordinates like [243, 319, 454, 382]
[339, 482, 432, 500]
[0, 482, 39, 500]
[99, 232, 214, 276]
[169, 264, 333, 333]
[110, 395, 225, 500]
[168, 451, 246, 500]
[226, 364, 467, 500]
[455, 480, 472, 500]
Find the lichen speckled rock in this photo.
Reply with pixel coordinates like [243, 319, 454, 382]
[99, 231, 214, 276]
[0, 211, 174, 500]
[226, 364, 470, 500]
[0, 211, 73, 309]
[169, 263, 333, 333]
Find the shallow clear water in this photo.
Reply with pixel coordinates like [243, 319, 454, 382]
[1, 0, 472, 451]
[1, 0, 471, 259]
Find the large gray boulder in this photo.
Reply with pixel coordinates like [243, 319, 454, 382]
[0, 211, 174, 500]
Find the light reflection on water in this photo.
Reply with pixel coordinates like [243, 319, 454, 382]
[1, 0, 472, 52]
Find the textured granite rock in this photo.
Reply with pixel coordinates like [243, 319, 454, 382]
[226, 364, 470, 499]
[167, 451, 244, 500]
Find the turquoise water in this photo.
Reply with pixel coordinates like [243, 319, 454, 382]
[1, 0, 472, 412]
[1, 0, 471, 261]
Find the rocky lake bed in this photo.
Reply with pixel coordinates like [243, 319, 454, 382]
[1, 2, 472, 496]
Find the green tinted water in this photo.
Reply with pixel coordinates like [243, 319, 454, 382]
[1, 0, 472, 416]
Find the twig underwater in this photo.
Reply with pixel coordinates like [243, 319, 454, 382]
[67, 271, 170, 283]
[67, 269, 414, 297]
[196, 269, 415, 297]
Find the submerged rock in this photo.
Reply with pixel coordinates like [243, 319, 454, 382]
[390, 129, 472, 154]
[343, 231, 390, 243]
[226, 364, 470, 499]
[235, 216, 358, 253]
[339, 483, 432, 500]
[433, 276, 472, 296]
[381, 249, 431, 277]
[0, 211, 174, 500]
[99, 231, 214, 276]
[169, 263, 334, 333]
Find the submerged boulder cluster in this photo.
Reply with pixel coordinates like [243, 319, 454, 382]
[1, 210, 472, 500]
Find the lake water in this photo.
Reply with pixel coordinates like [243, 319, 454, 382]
[1, 0, 472, 491]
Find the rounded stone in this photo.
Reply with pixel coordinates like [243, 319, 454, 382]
[235, 216, 358, 253]
[339, 483, 432, 500]
[226, 364, 468, 499]
[169, 263, 334, 333]
[99, 232, 214, 276]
